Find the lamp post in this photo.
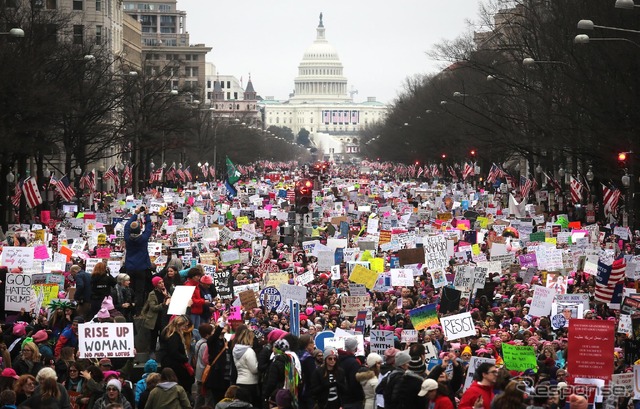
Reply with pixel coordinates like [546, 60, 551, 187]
[573, 34, 640, 49]
[622, 170, 633, 227]
[0, 28, 25, 37]
[74, 165, 82, 208]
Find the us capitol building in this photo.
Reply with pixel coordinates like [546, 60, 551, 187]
[259, 14, 387, 163]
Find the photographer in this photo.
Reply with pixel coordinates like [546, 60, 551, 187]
[124, 206, 153, 315]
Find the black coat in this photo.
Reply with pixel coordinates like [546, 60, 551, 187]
[388, 371, 427, 409]
[337, 351, 364, 404]
[309, 366, 347, 409]
[262, 354, 287, 403]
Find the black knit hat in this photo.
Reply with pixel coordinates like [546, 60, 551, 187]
[408, 356, 426, 374]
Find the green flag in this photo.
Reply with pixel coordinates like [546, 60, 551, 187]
[226, 157, 241, 185]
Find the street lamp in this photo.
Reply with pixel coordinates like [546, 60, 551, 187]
[535, 164, 542, 174]
[6, 170, 15, 183]
[615, 0, 640, 8]
[522, 58, 570, 68]
[150, 160, 155, 170]
[586, 166, 594, 182]
[622, 170, 631, 188]
[577, 19, 640, 34]
[0, 28, 25, 37]
[574, 34, 640, 49]
[558, 167, 565, 178]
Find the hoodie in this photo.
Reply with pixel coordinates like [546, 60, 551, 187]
[144, 381, 191, 409]
[233, 344, 259, 385]
[458, 381, 494, 409]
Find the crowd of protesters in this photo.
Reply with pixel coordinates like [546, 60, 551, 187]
[0, 162, 638, 409]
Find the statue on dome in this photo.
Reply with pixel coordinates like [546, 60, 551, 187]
[319, 12, 323, 27]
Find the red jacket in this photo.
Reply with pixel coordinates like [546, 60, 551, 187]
[458, 381, 494, 409]
[186, 280, 205, 315]
[433, 394, 454, 409]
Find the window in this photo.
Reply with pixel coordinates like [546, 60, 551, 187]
[220, 81, 224, 89]
[73, 0, 82, 9]
[185, 54, 198, 61]
[233, 92, 237, 100]
[163, 39, 177, 46]
[95, 0, 101, 11]
[95, 25, 102, 44]
[227, 81, 230, 88]
[207, 80, 211, 88]
[185, 67, 198, 77]
[158, 4, 170, 11]
[227, 92, 230, 100]
[46, 0, 56, 8]
[73, 25, 84, 44]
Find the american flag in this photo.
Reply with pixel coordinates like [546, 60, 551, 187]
[55, 175, 76, 201]
[486, 163, 504, 184]
[176, 167, 185, 182]
[22, 176, 43, 208]
[103, 165, 120, 188]
[462, 162, 474, 180]
[602, 183, 621, 216]
[11, 180, 22, 207]
[430, 164, 440, 178]
[569, 176, 583, 204]
[149, 168, 163, 183]
[448, 165, 458, 180]
[422, 165, 430, 178]
[595, 257, 625, 303]
[504, 173, 517, 189]
[416, 166, 424, 178]
[209, 166, 216, 179]
[80, 170, 96, 192]
[520, 176, 533, 198]
[184, 166, 192, 181]
[544, 172, 562, 194]
[165, 165, 176, 182]
[200, 163, 208, 178]
[122, 165, 132, 188]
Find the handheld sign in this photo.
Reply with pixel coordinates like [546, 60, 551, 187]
[78, 323, 134, 359]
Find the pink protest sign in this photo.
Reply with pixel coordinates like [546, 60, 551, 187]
[96, 247, 111, 259]
[33, 245, 50, 260]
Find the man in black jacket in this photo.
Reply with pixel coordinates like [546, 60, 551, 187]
[337, 337, 364, 409]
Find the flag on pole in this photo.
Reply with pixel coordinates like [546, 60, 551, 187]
[416, 166, 424, 178]
[176, 167, 185, 182]
[149, 168, 163, 183]
[165, 165, 176, 182]
[122, 165, 132, 188]
[520, 176, 533, 198]
[103, 165, 120, 188]
[462, 162, 474, 180]
[569, 176, 583, 203]
[22, 176, 43, 208]
[184, 166, 192, 181]
[55, 175, 76, 202]
[11, 180, 22, 207]
[543, 172, 562, 194]
[447, 166, 458, 180]
[486, 163, 500, 184]
[602, 183, 621, 216]
[200, 163, 208, 177]
[209, 166, 216, 179]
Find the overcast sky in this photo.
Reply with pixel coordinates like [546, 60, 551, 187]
[179, 1, 485, 104]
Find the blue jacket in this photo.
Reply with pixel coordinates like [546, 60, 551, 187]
[124, 214, 152, 271]
[74, 270, 92, 302]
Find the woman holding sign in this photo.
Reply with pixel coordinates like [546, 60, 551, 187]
[158, 315, 193, 394]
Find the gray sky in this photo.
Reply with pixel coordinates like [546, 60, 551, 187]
[179, 0, 484, 104]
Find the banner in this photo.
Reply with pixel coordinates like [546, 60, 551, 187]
[568, 319, 615, 380]
[78, 322, 135, 359]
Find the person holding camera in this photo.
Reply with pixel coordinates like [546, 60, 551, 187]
[124, 206, 153, 315]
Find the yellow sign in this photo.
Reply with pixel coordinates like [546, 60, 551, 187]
[237, 216, 249, 229]
[34, 229, 45, 243]
[350, 264, 379, 290]
[97, 234, 107, 246]
[33, 284, 59, 307]
[476, 217, 489, 228]
[369, 257, 385, 273]
[545, 237, 557, 245]
[471, 244, 481, 255]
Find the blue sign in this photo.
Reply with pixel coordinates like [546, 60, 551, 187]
[259, 287, 282, 311]
[314, 331, 335, 351]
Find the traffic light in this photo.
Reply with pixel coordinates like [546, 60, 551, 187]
[295, 178, 313, 213]
[470, 149, 476, 157]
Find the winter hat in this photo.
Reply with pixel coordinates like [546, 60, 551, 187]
[200, 275, 213, 285]
[107, 379, 122, 392]
[267, 329, 288, 344]
[1, 368, 19, 380]
[323, 347, 338, 359]
[130, 221, 141, 234]
[12, 323, 26, 336]
[101, 296, 115, 311]
[275, 389, 293, 408]
[408, 356, 426, 374]
[274, 339, 290, 353]
[417, 379, 438, 397]
[344, 337, 358, 352]
[99, 358, 113, 368]
[366, 353, 383, 367]
[152, 276, 164, 287]
[568, 394, 588, 409]
[96, 308, 110, 320]
[394, 351, 411, 367]
[144, 359, 158, 373]
[384, 347, 399, 365]
[32, 330, 48, 343]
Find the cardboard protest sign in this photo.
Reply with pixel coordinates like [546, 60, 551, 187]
[568, 319, 615, 380]
[440, 312, 475, 341]
[530, 285, 556, 317]
[220, 249, 241, 266]
[409, 304, 439, 331]
[239, 290, 258, 310]
[5, 273, 32, 311]
[397, 247, 425, 267]
[167, 286, 196, 315]
[342, 295, 369, 316]
[78, 322, 134, 359]
[369, 330, 394, 355]
[212, 269, 233, 299]
[349, 264, 378, 290]
[502, 343, 537, 372]
[423, 235, 448, 272]
[402, 330, 418, 343]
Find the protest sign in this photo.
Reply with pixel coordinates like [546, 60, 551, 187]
[167, 286, 196, 315]
[259, 287, 282, 311]
[612, 373, 634, 397]
[502, 343, 537, 372]
[342, 295, 369, 316]
[402, 330, 418, 343]
[349, 284, 367, 296]
[349, 264, 378, 289]
[267, 272, 289, 289]
[32, 283, 59, 308]
[175, 229, 190, 248]
[220, 249, 241, 265]
[213, 269, 233, 299]
[5, 272, 32, 311]
[409, 304, 439, 331]
[369, 330, 394, 355]
[239, 290, 258, 310]
[279, 284, 307, 305]
[423, 235, 448, 272]
[453, 266, 473, 293]
[568, 319, 615, 380]
[1, 246, 34, 270]
[440, 312, 475, 341]
[78, 322, 135, 359]
[390, 269, 414, 287]
[397, 247, 425, 267]
[530, 285, 556, 317]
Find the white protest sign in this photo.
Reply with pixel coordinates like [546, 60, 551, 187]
[423, 235, 448, 272]
[530, 285, 556, 317]
[84, 258, 101, 274]
[1, 246, 34, 270]
[176, 230, 190, 248]
[369, 330, 394, 355]
[78, 322, 135, 359]
[324, 337, 345, 351]
[349, 284, 367, 296]
[278, 284, 307, 305]
[401, 329, 418, 343]
[390, 269, 414, 287]
[342, 295, 369, 316]
[440, 312, 475, 341]
[5, 273, 32, 311]
[296, 271, 314, 286]
[331, 265, 341, 280]
[167, 285, 196, 315]
[612, 372, 634, 397]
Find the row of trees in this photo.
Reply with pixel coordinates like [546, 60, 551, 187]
[361, 0, 640, 185]
[0, 2, 308, 224]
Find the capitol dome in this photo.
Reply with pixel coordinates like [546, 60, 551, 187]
[290, 13, 351, 103]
